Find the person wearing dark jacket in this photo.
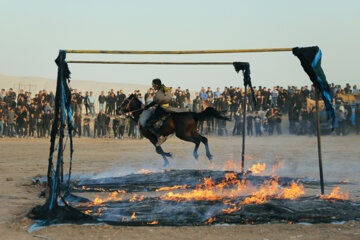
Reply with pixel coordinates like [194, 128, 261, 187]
[113, 115, 120, 138]
[98, 91, 106, 113]
[83, 114, 91, 137]
[29, 113, 36, 137]
[74, 111, 82, 137]
[355, 104, 360, 134]
[105, 113, 111, 136]
[97, 110, 106, 137]
[37, 112, 45, 137]
[44, 110, 53, 137]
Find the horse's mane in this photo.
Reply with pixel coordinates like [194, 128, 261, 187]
[129, 94, 142, 105]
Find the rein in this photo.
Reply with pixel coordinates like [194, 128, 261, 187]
[127, 108, 143, 114]
[124, 96, 143, 115]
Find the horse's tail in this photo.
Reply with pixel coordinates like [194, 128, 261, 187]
[192, 107, 230, 121]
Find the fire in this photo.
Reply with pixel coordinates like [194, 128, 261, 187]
[225, 172, 237, 181]
[222, 206, 241, 214]
[223, 160, 239, 171]
[270, 160, 285, 175]
[129, 194, 138, 202]
[136, 169, 153, 175]
[205, 217, 216, 224]
[320, 187, 349, 201]
[248, 163, 266, 174]
[91, 190, 126, 206]
[138, 195, 145, 201]
[155, 185, 188, 192]
[161, 175, 305, 205]
[131, 212, 136, 219]
[84, 210, 92, 215]
[147, 221, 159, 225]
[243, 154, 253, 160]
[239, 180, 305, 205]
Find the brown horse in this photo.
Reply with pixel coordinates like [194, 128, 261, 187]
[120, 94, 229, 167]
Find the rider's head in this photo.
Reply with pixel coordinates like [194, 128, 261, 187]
[152, 78, 162, 90]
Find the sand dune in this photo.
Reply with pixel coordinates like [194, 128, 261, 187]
[0, 73, 150, 96]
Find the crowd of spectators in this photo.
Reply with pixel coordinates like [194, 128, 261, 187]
[0, 83, 359, 139]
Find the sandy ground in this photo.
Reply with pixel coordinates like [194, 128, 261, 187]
[0, 134, 360, 240]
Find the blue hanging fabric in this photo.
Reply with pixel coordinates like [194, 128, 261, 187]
[292, 46, 334, 121]
[233, 62, 256, 105]
[47, 50, 74, 210]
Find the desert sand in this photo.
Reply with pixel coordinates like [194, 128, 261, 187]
[0, 134, 359, 239]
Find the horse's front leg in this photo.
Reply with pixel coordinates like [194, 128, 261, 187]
[156, 146, 171, 167]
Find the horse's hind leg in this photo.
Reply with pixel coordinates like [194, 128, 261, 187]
[198, 134, 212, 161]
[176, 134, 200, 160]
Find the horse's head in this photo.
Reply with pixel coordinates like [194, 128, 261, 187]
[120, 94, 142, 114]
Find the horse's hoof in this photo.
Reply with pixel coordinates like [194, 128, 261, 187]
[163, 162, 169, 168]
[165, 152, 173, 158]
[194, 154, 199, 160]
[207, 154, 213, 161]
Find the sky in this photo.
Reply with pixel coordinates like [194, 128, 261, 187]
[0, 0, 359, 91]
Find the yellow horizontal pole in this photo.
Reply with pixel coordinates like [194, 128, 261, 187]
[65, 48, 293, 55]
[66, 60, 234, 65]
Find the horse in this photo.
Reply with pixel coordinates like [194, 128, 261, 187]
[120, 94, 229, 167]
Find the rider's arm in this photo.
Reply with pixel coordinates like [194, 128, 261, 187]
[144, 101, 156, 110]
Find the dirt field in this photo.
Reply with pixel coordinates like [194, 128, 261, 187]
[0, 135, 359, 240]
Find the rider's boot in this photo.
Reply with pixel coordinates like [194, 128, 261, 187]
[147, 126, 167, 147]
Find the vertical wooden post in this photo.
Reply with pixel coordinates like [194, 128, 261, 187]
[241, 85, 247, 173]
[315, 88, 325, 195]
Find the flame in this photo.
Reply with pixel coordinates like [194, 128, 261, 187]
[222, 206, 241, 214]
[248, 163, 266, 174]
[136, 169, 153, 175]
[270, 160, 285, 175]
[147, 221, 159, 225]
[225, 172, 237, 181]
[138, 195, 145, 201]
[155, 185, 188, 192]
[97, 208, 102, 214]
[91, 190, 126, 206]
[161, 174, 305, 205]
[320, 187, 349, 201]
[239, 180, 305, 205]
[131, 212, 136, 219]
[205, 217, 216, 224]
[223, 160, 239, 171]
[129, 194, 138, 202]
[243, 154, 253, 160]
[84, 210, 92, 214]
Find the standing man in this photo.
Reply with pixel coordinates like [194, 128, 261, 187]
[84, 91, 90, 115]
[7, 108, 16, 137]
[83, 114, 91, 137]
[88, 91, 96, 117]
[97, 109, 106, 137]
[98, 91, 106, 113]
[74, 111, 82, 137]
[77, 92, 84, 115]
[0, 108, 4, 138]
[44, 109, 52, 138]
[355, 103, 360, 134]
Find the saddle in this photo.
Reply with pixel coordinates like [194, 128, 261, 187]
[139, 107, 189, 127]
[162, 106, 190, 113]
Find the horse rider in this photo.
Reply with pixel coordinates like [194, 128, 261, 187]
[143, 78, 171, 145]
